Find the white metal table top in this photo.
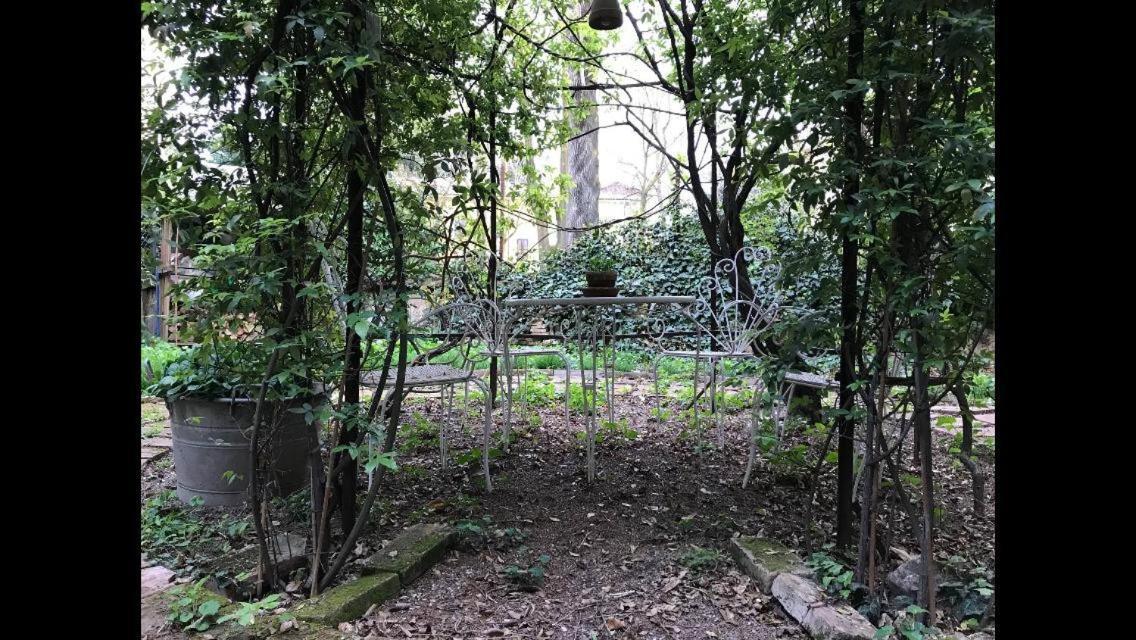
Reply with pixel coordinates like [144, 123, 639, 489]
[500, 295, 695, 308]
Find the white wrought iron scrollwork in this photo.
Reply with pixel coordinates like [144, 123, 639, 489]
[680, 246, 783, 356]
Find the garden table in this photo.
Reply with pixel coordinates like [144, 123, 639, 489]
[500, 295, 694, 482]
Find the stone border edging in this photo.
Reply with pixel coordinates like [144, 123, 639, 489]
[730, 535, 877, 640]
[171, 521, 456, 639]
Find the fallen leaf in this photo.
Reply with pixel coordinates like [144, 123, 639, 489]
[605, 617, 627, 631]
[662, 570, 688, 593]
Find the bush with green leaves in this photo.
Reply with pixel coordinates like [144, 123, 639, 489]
[455, 516, 528, 552]
[939, 556, 994, 626]
[514, 372, 558, 408]
[966, 372, 995, 408]
[677, 545, 725, 572]
[144, 341, 328, 402]
[500, 212, 709, 344]
[167, 578, 227, 632]
[503, 554, 550, 591]
[874, 605, 934, 640]
[807, 551, 855, 600]
[141, 339, 186, 391]
[586, 255, 616, 272]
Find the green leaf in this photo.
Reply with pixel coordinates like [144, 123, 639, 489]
[197, 600, 221, 616]
[354, 320, 370, 340]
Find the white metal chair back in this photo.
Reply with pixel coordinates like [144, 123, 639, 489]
[685, 246, 782, 356]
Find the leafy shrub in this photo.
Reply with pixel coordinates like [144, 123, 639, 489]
[874, 605, 933, 640]
[568, 382, 605, 414]
[678, 545, 725, 572]
[966, 372, 994, 408]
[503, 554, 550, 591]
[145, 341, 327, 401]
[167, 578, 227, 632]
[141, 339, 186, 390]
[514, 372, 558, 407]
[500, 212, 710, 345]
[455, 516, 528, 552]
[807, 551, 854, 600]
[586, 255, 615, 272]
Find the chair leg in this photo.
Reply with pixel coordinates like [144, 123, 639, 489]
[743, 380, 765, 489]
[439, 388, 448, 472]
[774, 383, 797, 452]
[692, 357, 701, 448]
[521, 355, 529, 427]
[708, 359, 717, 447]
[652, 356, 660, 425]
[558, 352, 571, 428]
[469, 378, 493, 493]
[502, 353, 513, 450]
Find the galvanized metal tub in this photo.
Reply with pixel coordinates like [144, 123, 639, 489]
[168, 397, 314, 507]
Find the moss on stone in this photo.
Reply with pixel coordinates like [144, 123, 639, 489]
[729, 536, 814, 593]
[295, 572, 401, 626]
[736, 536, 805, 573]
[362, 523, 455, 585]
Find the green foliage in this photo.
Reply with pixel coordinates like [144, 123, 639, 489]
[586, 255, 615, 272]
[216, 594, 281, 626]
[145, 342, 326, 402]
[568, 382, 606, 415]
[578, 418, 638, 447]
[807, 551, 854, 600]
[677, 545, 725, 572]
[143, 490, 254, 570]
[455, 515, 528, 552]
[453, 446, 502, 469]
[514, 372, 558, 408]
[966, 372, 995, 408]
[874, 605, 933, 640]
[167, 578, 225, 632]
[141, 339, 186, 391]
[503, 554, 550, 591]
[939, 556, 994, 624]
[398, 413, 439, 453]
[502, 214, 710, 342]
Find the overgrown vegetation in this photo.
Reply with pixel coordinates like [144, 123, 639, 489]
[141, 0, 993, 631]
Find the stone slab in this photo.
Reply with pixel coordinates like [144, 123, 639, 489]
[141, 565, 177, 598]
[362, 522, 455, 585]
[801, 603, 877, 640]
[772, 573, 875, 640]
[729, 536, 815, 593]
[295, 571, 401, 626]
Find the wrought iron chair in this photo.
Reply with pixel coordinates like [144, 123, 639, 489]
[650, 247, 784, 478]
[451, 278, 572, 449]
[359, 301, 497, 491]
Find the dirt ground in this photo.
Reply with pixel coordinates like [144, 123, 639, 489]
[141, 372, 995, 639]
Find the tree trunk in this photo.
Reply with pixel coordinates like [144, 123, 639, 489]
[835, 0, 866, 551]
[336, 3, 370, 536]
[562, 61, 599, 249]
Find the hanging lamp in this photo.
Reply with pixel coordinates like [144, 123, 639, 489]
[588, 0, 624, 30]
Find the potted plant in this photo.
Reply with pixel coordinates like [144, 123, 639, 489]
[584, 255, 618, 294]
[146, 342, 322, 507]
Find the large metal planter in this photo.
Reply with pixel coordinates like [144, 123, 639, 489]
[168, 397, 314, 507]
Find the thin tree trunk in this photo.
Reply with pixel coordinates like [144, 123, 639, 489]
[952, 385, 986, 517]
[835, 0, 866, 551]
[336, 0, 370, 536]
